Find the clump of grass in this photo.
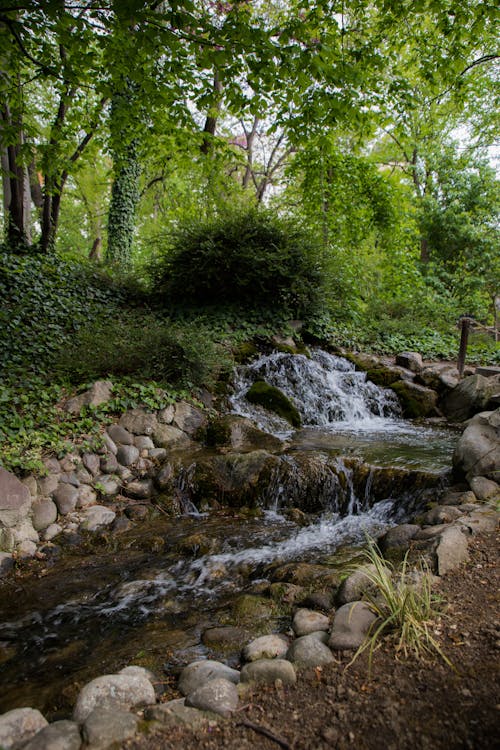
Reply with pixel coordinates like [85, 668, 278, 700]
[349, 540, 453, 673]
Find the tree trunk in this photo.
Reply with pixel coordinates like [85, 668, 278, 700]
[1, 105, 31, 247]
[106, 140, 140, 268]
[200, 70, 223, 155]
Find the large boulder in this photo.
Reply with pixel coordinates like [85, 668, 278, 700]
[65, 381, 113, 414]
[390, 381, 438, 418]
[0, 708, 48, 750]
[72, 673, 156, 723]
[245, 382, 301, 428]
[453, 409, 500, 482]
[441, 374, 500, 422]
[395, 352, 423, 373]
[173, 402, 207, 436]
[0, 468, 31, 529]
[205, 415, 284, 453]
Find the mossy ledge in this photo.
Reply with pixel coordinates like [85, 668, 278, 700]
[245, 381, 302, 428]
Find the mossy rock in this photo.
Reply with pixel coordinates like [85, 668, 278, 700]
[231, 594, 278, 624]
[365, 366, 401, 387]
[245, 381, 301, 428]
[390, 380, 438, 418]
[234, 341, 259, 364]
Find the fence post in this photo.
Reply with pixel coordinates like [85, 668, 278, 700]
[457, 317, 471, 379]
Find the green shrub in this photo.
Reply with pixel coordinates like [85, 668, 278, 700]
[152, 209, 324, 318]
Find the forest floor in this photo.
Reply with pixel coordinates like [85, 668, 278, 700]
[127, 528, 499, 750]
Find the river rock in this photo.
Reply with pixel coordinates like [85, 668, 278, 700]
[80, 506, 116, 531]
[75, 468, 93, 485]
[149, 448, 167, 461]
[453, 409, 500, 481]
[209, 415, 285, 453]
[456, 508, 499, 535]
[395, 352, 423, 372]
[101, 434, 117, 455]
[240, 658, 296, 686]
[82, 707, 138, 749]
[286, 634, 335, 668]
[31, 498, 58, 531]
[419, 506, 463, 526]
[145, 699, 218, 728]
[178, 660, 240, 697]
[378, 524, 420, 553]
[173, 402, 207, 436]
[73, 673, 156, 723]
[82, 454, 101, 476]
[116, 445, 139, 467]
[65, 381, 113, 414]
[435, 527, 469, 575]
[0, 468, 31, 527]
[202, 626, 250, 651]
[21, 720, 81, 750]
[12, 519, 39, 544]
[124, 479, 154, 499]
[134, 436, 155, 451]
[119, 665, 156, 684]
[439, 489, 476, 506]
[390, 381, 438, 418]
[185, 678, 238, 718]
[76, 485, 97, 509]
[0, 708, 48, 749]
[119, 409, 159, 436]
[42, 523, 62, 541]
[442, 374, 500, 422]
[99, 454, 119, 474]
[37, 474, 60, 496]
[0, 551, 14, 575]
[418, 364, 459, 392]
[329, 601, 378, 651]
[53, 484, 79, 515]
[59, 472, 80, 488]
[94, 475, 120, 496]
[292, 608, 330, 636]
[336, 564, 384, 606]
[17, 540, 38, 558]
[469, 476, 500, 502]
[152, 424, 191, 450]
[242, 634, 289, 662]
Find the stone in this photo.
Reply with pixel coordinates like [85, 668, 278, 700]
[134, 436, 155, 451]
[245, 382, 302, 427]
[173, 402, 207, 436]
[469, 476, 500, 502]
[119, 409, 159, 436]
[439, 489, 476, 506]
[0, 708, 48, 750]
[155, 463, 174, 490]
[99, 455, 119, 474]
[442, 374, 500, 422]
[240, 659, 296, 686]
[395, 352, 423, 372]
[286, 634, 335, 668]
[178, 660, 240, 697]
[37, 474, 60, 496]
[378, 524, 420, 552]
[124, 479, 154, 500]
[17, 540, 38, 558]
[75, 468, 93, 485]
[0, 468, 31, 527]
[116, 445, 140, 467]
[336, 564, 385, 606]
[21, 720, 81, 750]
[158, 405, 175, 424]
[31, 498, 58, 531]
[107, 425, 134, 446]
[390, 381, 438, 418]
[202, 626, 250, 651]
[94, 476, 120, 496]
[59, 473, 80, 488]
[329, 601, 378, 651]
[101, 434, 117, 455]
[82, 707, 138, 749]
[420, 506, 463, 526]
[418, 364, 459, 392]
[207, 415, 284, 453]
[242, 634, 289, 663]
[42, 523, 62, 541]
[59, 455, 80, 473]
[73, 673, 156, 723]
[149, 448, 167, 461]
[0, 551, 14, 575]
[145, 699, 218, 728]
[0, 527, 15, 552]
[76, 486, 97, 509]
[22, 476, 38, 498]
[453, 409, 500, 481]
[53, 484, 79, 515]
[435, 527, 469, 575]
[185, 678, 238, 718]
[292, 608, 330, 636]
[119, 665, 156, 684]
[82, 454, 101, 476]
[124, 504, 149, 521]
[456, 508, 499, 535]
[80, 506, 116, 532]
[65, 381, 113, 414]
[152, 424, 191, 450]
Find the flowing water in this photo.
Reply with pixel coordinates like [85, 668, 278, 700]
[0, 350, 459, 717]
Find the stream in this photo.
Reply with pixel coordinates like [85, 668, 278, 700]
[0, 351, 459, 718]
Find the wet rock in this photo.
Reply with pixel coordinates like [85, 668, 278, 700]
[442, 375, 500, 422]
[21, 720, 81, 750]
[107, 425, 134, 446]
[269, 582, 304, 605]
[299, 591, 334, 612]
[178, 660, 240, 697]
[193, 451, 281, 509]
[0, 468, 31, 527]
[82, 707, 137, 749]
[134, 436, 155, 451]
[245, 382, 301, 428]
[124, 479, 154, 500]
[285, 508, 309, 526]
[240, 658, 296, 686]
[453, 408, 500, 481]
[177, 533, 219, 557]
[231, 594, 277, 624]
[292, 608, 330, 636]
[73, 673, 156, 723]
[364, 365, 410, 387]
[173, 402, 207, 436]
[435, 527, 469, 575]
[469, 476, 500, 502]
[76, 485, 97, 509]
[82, 454, 101, 476]
[99, 455, 119, 474]
[206, 416, 284, 454]
[124, 504, 150, 521]
[0, 552, 14, 575]
[32, 498, 58, 531]
[65, 381, 113, 414]
[419, 506, 463, 526]
[37, 474, 60, 496]
[153, 424, 190, 450]
[202, 626, 250, 652]
[242, 634, 289, 663]
[378, 524, 420, 553]
[185, 678, 238, 718]
[116, 445, 140, 467]
[119, 409, 159, 436]
[390, 381, 438, 418]
[329, 601, 378, 650]
[145, 699, 218, 728]
[395, 352, 423, 373]
[0, 707, 48, 749]
[271, 562, 341, 589]
[155, 463, 174, 490]
[286, 634, 335, 668]
[80, 506, 116, 531]
[53, 484, 79, 515]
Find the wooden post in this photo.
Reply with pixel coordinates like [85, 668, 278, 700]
[494, 295, 500, 343]
[457, 317, 471, 379]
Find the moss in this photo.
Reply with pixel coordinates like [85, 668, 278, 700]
[234, 341, 259, 364]
[245, 381, 302, 428]
[390, 381, 427, 418]
[365, 367, 400, 387]
[205, 417, 232, 447]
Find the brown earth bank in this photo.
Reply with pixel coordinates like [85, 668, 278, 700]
[126, 529, 499, 750]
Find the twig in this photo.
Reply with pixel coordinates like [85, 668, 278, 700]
[238, 719, 291, 749]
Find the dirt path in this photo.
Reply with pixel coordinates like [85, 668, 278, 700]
[127, 529, 499, 750]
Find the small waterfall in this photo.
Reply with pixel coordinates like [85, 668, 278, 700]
[230, 349, 401, 434]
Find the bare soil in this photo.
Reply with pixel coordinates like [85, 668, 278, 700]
[127, 529, 499, 750]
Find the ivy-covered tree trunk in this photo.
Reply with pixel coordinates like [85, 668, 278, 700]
[106, 138, 140, 269]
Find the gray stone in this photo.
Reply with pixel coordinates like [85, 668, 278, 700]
[22, 476, 38, 498]
[42, 523, 62, 541]
[420, 506, 463, 526]
[119, 409, 159, 436]
[99, 455, 119, 474]
[453, 408, 500, 481]
[158, 405, 175, 424]
[21, 720, 81, 750]
[80, 506, 116, 532]
[107, 425, 134, 446]
[36, 474, 60, 496]
[440, 489, 477, 506]
[116, 445, 140, 467]
[395, 352, 423, 372]
[292, 608, 330, 636]
[82, 707, 137, 749]
[442, 375, 500, 422]
[0, 551, 14, 576]
[82, 454, 101, 476]
[0, 708, 48, 749]
[329, 601, 378, 651]
[134, 436, 155, 451]
[0, 468, 31, 527]
[94, 475, 120, 496]
[336, 564, 385, 606]
[32, 498, 58, 531]
[17, 540, 38, 558]
[65, 381, 113, 414]
[173, 402, 207, 436]
[418, 364, 459, 392]
[76, 486, 97, 509]
[145, 699, 218, 728]
[469, 476, 500, 502]
[390, 380, 438, 418]
[12, 519, 39, 544]
[75, 468, 93, 485]
[101, 434, 117, 455]
[152, 424, 190, 450]
[53, 484, 79, 515]
[149, 448, 167, 461]
[379, 524, 420, 552]
[155, 463, 174, 490]
[178, 660, 240, 697]
[242, 634, 289, 663]
[414, 524, 452, 540]
[456, 508, 499, 535]
[240, 659, 296, 686]
[185, 678, 238, 718]
[59, 455, 80, 473]
[119, 666, 156, 684]
[124, 479, 154, 499]
[0, 527, 15, 552]
[59, 473, 80, 488]
[435, 527, 469, 575]
[73, 673, 156, 723]
[286, 634, 335, 668]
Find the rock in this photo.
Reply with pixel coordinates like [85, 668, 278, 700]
[17, 540, 38, 558]
[378, 524, 420, 553]
[419, 506, 463, 526]
[145, 699, 218, 728]
[134, 436, 155, 451]
[42, 523, 62, 541]
[82, 454, 101, 476]
[124, 504, 149, 521]
[82, 707, 138, 749]
[442, 374, 500, 422]
[101, 434, 117, 455]
[178, 660, 240, 697]
[456, 508, 499, 535]
[336, 564, 385, 606]
[53, 484, 79, 515]
[469, 476, 500, 502]
[390, 381, 438, 418]
[158, 405, 175, 424]
[22, 476, 38, 498]
[245, 381, 301, 428]
[80, 506, 116, 532]
[0, 527, 15, 552]
[271, 561, 340, 589]
[124, 479, 154, 500]
[206, 415, 284, 453]
[365, 365, 412, 387]
[329, 601, 378, 650]
[0, 551, 14, 575]
[298, 591, 334, 611]
[73, 673, 156, 723]
[59, 472, 80, 488]
[202, 626, 250, 652]
[152, 425, 191, 450]
[286, 634, 335, 668]
[119, 409, 159, 436]
[119, 665, 156, 684]
[440, 489, 476, 506]
[149, 448, 167, 461]
[155, 463, 174, 490]
[292, 608, 330, 636]
[76, 486, 97, 509]
[0, 707, 48, 749]
[435, 527, 469, 575]
[75, 468, 93, 485]
[12, 519, 39, 544]
[453, 409, 500, 481]
[395, 352, 423, 372]
[107, 425, 134, 446]
[240, 659, 296, 686]
[242, 634, 289, 662]
[99, 455, 119, 474]
[0, 468, 31, 527]
[94, 475, 120, 496]
[37, 474, 60, 496]
[116, 445, 140, 467]
[418, 364, 459, 392]
[65, 381, 113, 414]
[414, 524, 452, 540]
[59, 455, 80, 473]
[173, 402, 207, 436]
[21, 720, 81, 750]
[185, 678, 238, 718]
[31, 498, 58, 531]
